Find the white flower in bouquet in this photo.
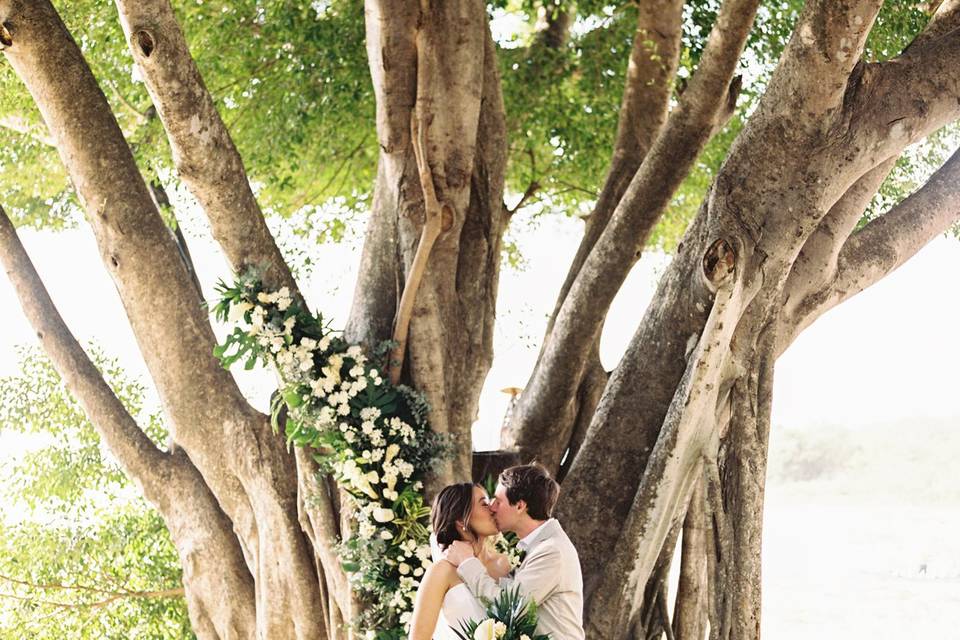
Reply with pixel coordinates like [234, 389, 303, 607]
[473, 619, 498, 640]
[227, 301, 253, 323]
[249, 306, 266, 334]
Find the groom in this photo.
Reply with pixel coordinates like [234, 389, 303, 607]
[444, 463, 585, 640]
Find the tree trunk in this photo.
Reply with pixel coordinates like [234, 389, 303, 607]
[673, 475, 710, 640]
[348, 0, 508, 489]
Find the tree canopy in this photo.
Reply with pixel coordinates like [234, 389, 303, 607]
[2, 1, 953, 244]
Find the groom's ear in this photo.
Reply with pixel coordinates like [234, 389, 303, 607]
[516, 499, 527, 514]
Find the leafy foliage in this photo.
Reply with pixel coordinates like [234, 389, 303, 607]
[453, 586, 550, 640]
[1, 1, 950, 256]
[0, 348, 190, 639]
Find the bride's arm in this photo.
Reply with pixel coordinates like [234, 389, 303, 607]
[409, 562, 453, 640]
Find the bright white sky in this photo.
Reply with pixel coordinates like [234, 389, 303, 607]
[1, 209, 958, 449]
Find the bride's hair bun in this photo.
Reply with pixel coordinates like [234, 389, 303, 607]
[431, 482, 479, 549]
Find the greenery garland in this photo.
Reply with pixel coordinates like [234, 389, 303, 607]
[212, 269, 448, 638]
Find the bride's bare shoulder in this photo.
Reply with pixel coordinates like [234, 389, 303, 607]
[422, 559, 458, 587]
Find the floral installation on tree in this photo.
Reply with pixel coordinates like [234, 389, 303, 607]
[212, 269, 449, 638]
[453, 586, 550, 640]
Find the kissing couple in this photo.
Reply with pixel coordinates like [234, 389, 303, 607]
[408, 463, 585, 640]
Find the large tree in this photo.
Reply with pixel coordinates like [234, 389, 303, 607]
[1, 1, 958, 638]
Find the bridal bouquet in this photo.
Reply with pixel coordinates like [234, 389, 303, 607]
[453, 587, 550, 640]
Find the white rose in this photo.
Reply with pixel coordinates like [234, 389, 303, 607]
[493, 621, 507, 638]
[372, 507, 395, 523]
[398, 562, 410, 575]
[520, 635, 531, 640]
[473, 619, 497, 640]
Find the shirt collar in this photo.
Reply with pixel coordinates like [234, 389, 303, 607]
[517, 518, 556, 551]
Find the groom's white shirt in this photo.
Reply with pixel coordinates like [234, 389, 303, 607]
[457, 518, 585, 640]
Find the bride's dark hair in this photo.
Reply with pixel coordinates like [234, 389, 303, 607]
[431, 482, 481, 550]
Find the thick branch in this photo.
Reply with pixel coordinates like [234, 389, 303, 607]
[0, 205, 170, 504]
[294, 449, 350, 618]
[585, 257, 742, 636]
[542, 0, 685, 335]
[789, 144, 960, 340]
[839, 27, 960, 174]
[113, 0, 298, 294]
[908, 0, 960, 50]
[762, 0, 883, 120]
[0, 11, 330, 638]
[511, 0, 758, 470]
[778, 157, 896, 345]
[673, 474, 710, 640]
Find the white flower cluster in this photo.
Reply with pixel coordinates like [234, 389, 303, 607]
[494, 533, 524, 570]
[219, 278, 441, 638]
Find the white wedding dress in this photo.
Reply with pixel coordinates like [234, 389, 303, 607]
[433, 582, 486, 640]
[429, 535, 486, 640]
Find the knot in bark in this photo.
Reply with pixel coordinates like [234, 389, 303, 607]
[0, 22, 13, 48]
[702, 238, 737, 291]
[134, 29, 156, 58]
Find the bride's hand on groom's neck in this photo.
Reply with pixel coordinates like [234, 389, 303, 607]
[442, 540, 475, 567]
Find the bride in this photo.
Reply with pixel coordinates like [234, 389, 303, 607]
[409, 483, 512, 639]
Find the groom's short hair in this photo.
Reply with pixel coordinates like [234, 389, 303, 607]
[499, 463, 559, 520]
